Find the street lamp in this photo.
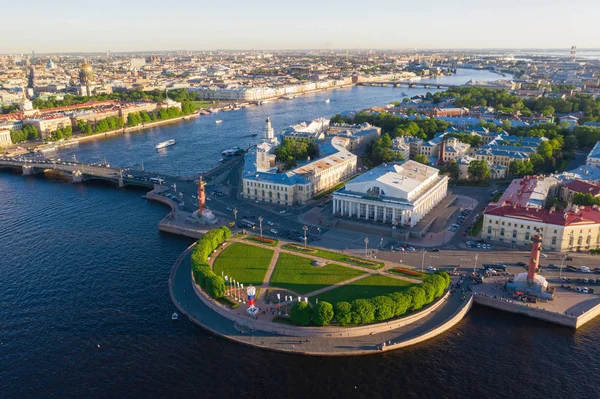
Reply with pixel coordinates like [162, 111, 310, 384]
[258, 216, 263, 237]
[421, 248, 426, 272]
[303, 225, 309, 247]
[559, 253, 567, 279]
[233, 207, 238, 220]
[473, 252, 478, 273]
[364, 237, 369, 258]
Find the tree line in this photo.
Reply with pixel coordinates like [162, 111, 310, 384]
[191, 227, 232, 299]
[10, 125, 39, 143]
[274, 138, 319, 170]
[289, 271, 451, 326]
[31, 89, 201, 110]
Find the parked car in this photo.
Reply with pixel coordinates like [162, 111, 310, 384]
[266, 221, 274, 226]
[540, 253, 547, 258]
[427, 266, 436, 271]
[517, 262, 527, 267]
[270, 229, 278, 234]
[279, 210, 286, 214]
[431, 248, 440, 252]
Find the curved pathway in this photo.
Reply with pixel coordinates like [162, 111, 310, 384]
[170, 242, 472, 356]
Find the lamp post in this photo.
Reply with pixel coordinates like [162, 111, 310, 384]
[364, 237, 369, 258]
[421, 248, 426, 272]
[258, 216, 263, 237]
[473, 252, 478, 273]
[233, 207, 238, 220]
[303, 225, 308, 247]
[559, 253, 567, 279]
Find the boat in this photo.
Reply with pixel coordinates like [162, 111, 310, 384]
[232, 107, 241, 111]
[283, 95, 296, 100]
[401, 92, 408, 97]
[171, 312, 178, 321]
[250, 133, 258, 137]
[215, 120, 223, 124]
[325, 98, 330, 103]
[156, 139, 176, 150]
[259, 99, 271, 105]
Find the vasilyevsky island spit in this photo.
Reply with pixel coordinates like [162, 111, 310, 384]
[4, 102, 600, 356]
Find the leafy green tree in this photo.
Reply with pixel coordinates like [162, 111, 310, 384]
[407, 286, 427, 311]
[429, 274, 447, 297]
[467, 160, 491, 181]
[350, 299, 375, 324]
[387, 292, 411, 317]
[313, 301, 334, 326]
[290, 301, 312, 325]
[564, 135, 578, 153]
[414, 154, 429, 165]
[334, 301, 352, 325]
[421, 282, 436, 304]
[573, 193, 600, 206]
[207, 275, 226, 298]
[446, 159, 459, 180]
[371, 296, 395, 321]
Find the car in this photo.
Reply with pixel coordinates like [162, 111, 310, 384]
[406, 246, 416, 251]
[461, 232, 467, 236]
[581, 266, 591, 273]
[270, 229, 278, 234]
[279, 210, 286, 214]
[206, 197, 211, 201]
[266, 221, 274, 226]
[427, 266, 436, 271]
[431, 248, 440, 252]
[576, 287, 582, 292]
[477, 243, 482, 248]
[566, 256, 574, 261]
[517, 262, 527, 267]
[540, 253, 547, 258]
[226, 206, 233, 211]
[486, 268, 497, 274]
[583, 287, 589, 294]
[590, 288, 596, 294]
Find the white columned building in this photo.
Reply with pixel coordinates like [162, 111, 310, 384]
[332, 160, 448, 228]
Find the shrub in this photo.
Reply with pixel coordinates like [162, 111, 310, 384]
[334, 301, 352, 325]
[313, 301, 334, 326]
[220, 226, 232, 240]
[430, 274, 447, 297]
[421, 282, 436, 304]
[407, 286, 427, 311]
[207, 275, 226, 298]
[350, 299, 375, 325]
[371, 295, 395, 321]
[387, 291, 411, 317]
[290, 301, 312, 325]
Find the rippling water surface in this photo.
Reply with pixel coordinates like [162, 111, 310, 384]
[2, 70, 598, 398]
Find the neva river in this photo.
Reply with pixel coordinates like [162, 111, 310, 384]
[2, 69, 599, 399]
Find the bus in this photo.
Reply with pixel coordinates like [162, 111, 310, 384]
[240, 219, 257, 229]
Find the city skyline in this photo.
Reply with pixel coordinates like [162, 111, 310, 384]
[2, 0, 598, 53]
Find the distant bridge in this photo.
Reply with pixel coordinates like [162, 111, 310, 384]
[0, 159, 168, 187]
[357, 81, 460, 90]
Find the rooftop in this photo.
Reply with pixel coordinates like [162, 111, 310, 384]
[484, 203, 600, 227]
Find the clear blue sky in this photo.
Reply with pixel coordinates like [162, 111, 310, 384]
[1, 0, 597, 53]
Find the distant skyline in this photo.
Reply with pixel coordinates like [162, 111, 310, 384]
[1, 0, 598, 53]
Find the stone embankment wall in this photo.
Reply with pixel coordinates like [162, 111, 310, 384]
[473, 295, 580, 328]
[382, 295, 473, 352]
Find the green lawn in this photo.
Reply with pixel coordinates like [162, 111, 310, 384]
[192, 100, 216, 109]
[312, 275, 415, 304]
[471, 216, 484, 236]
[213, 243, 273, 286]
[269, 253, 365, 295]
[282, 244, 384, 269]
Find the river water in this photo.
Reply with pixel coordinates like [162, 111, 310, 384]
[2, 69, 598, 399]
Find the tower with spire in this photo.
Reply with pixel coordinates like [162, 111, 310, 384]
[263, 116, 278, 144]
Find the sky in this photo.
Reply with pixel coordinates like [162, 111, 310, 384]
[1, 0, 598, 53]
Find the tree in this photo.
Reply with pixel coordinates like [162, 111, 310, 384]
[541, 105, 555, 116]
[421, 282, 436, 304]
[537, 141, 553, 159]
[564, 135, 578, 153]
[350, 299, 375, 325]
[407, 286, 427, 311]
[429, 274, 447, 297]
[290, 301, 312, 325]
[313, 301, 334, 326]
[573, 193, 600, 206]
[387, 292, 411, 317]
[467, 160, 491, 181]
[207, 275, 226, 298]
[371, 296, 395, 321]
[334, 301, 352, 325]
[414, 154, 429, 165]
[446, 159, 459, 180]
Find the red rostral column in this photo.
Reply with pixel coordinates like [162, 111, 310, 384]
[528, 234, 543, 281]
[197, 176, 206, 212]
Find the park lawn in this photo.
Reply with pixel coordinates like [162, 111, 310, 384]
[313, 275, 415, 304]
[192, 100, 215, 109]
[213, 243, 273, 286]
[282, 244, 384, 269]
[269, 253, 365, 295]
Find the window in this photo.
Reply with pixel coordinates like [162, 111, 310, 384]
[527, 226, 530, 230]
[525, 232, 530, 240]
[578, 236, 583, 246]
[512, 230, 517, 238]
[487, 227, 492, 234]
[500, 228, 505, 236]
[552, 237, 557, 245]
